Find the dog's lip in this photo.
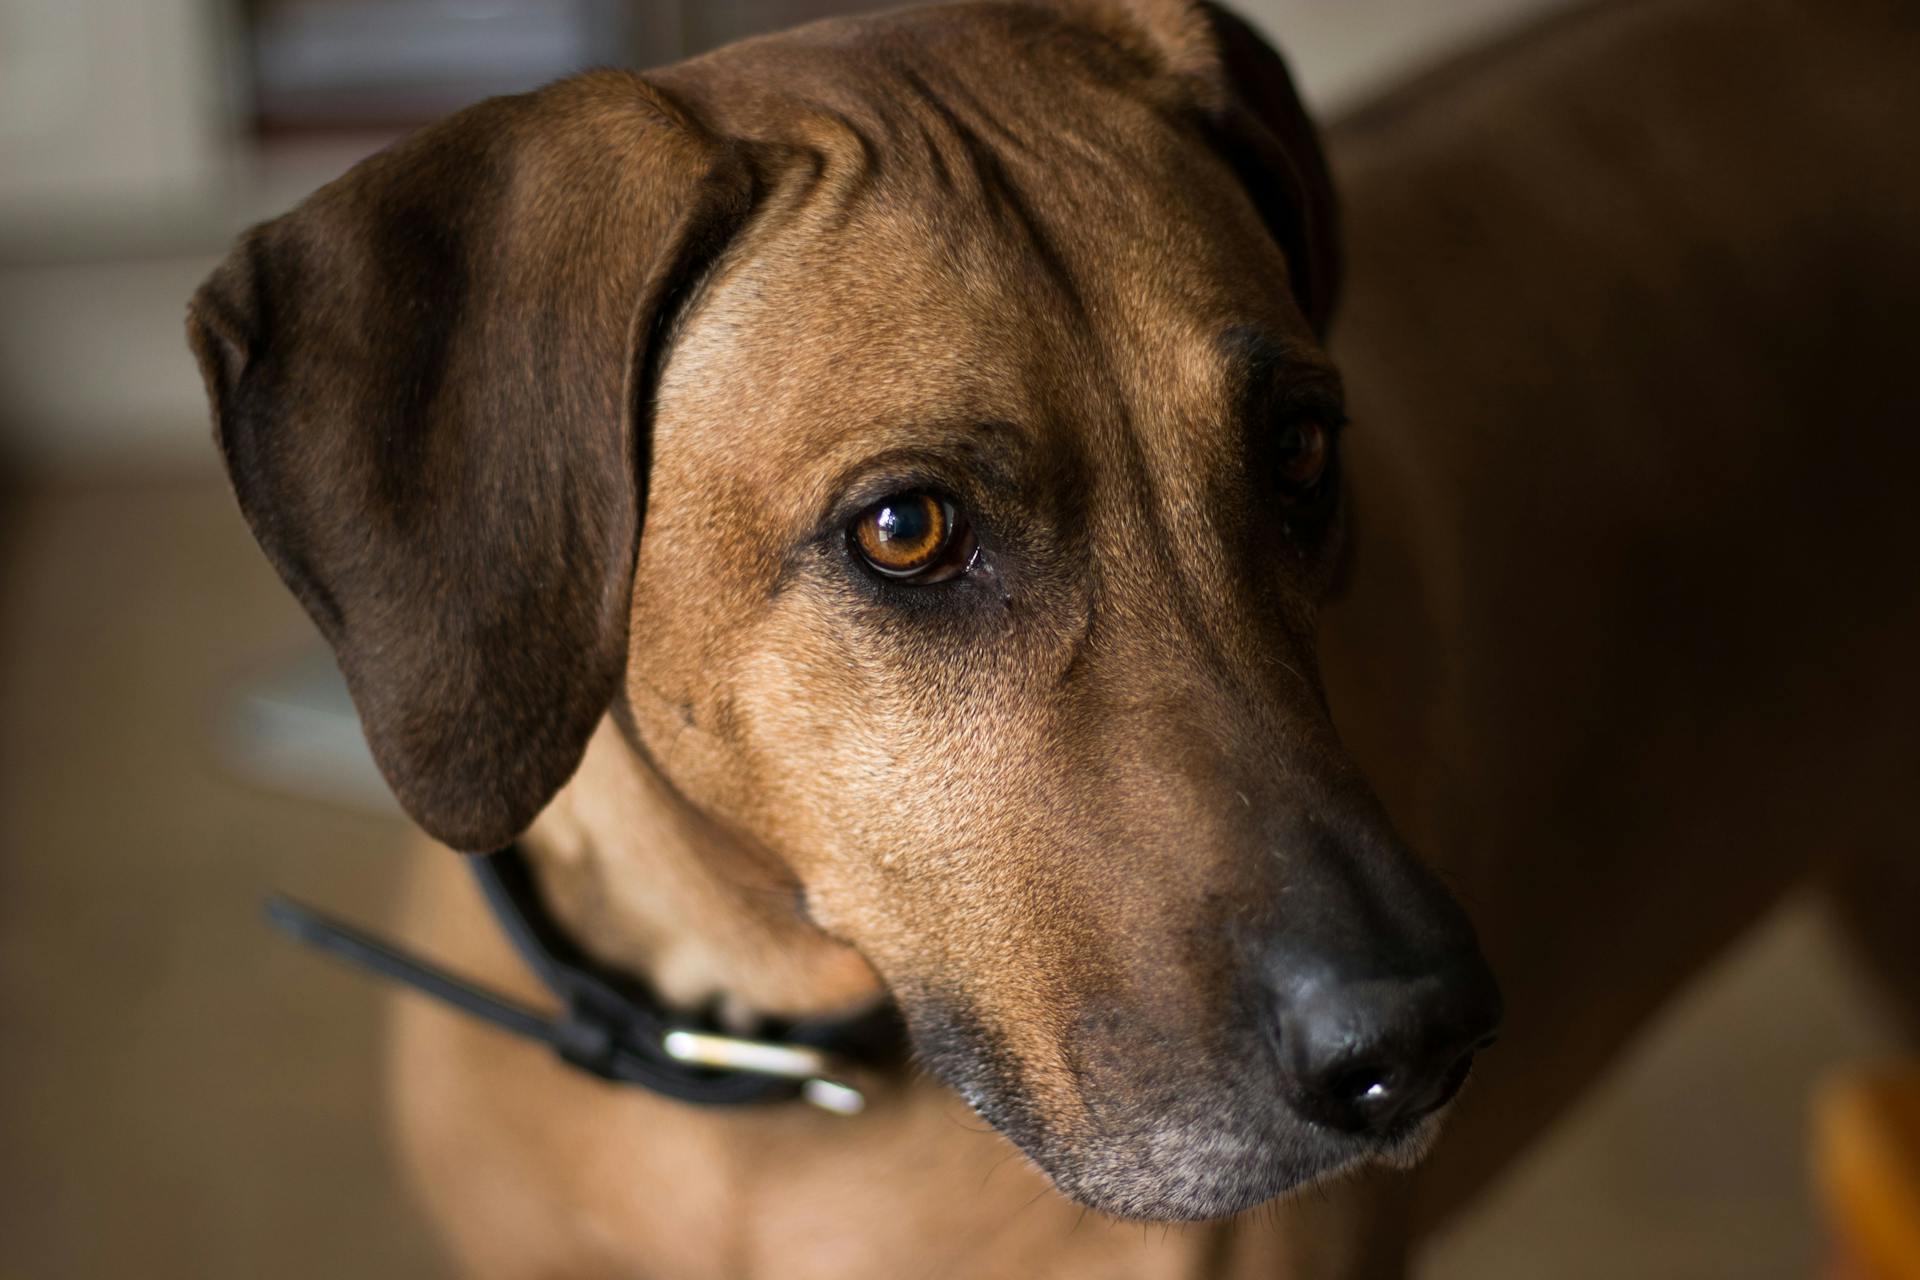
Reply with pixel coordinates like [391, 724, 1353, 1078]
[908, 996, 1465, 1219]
[948, 1069, 1455, 1222]
[1031, 1116, 1413, 1221]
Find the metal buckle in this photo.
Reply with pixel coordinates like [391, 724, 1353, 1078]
[661, 1030, 867, 1116]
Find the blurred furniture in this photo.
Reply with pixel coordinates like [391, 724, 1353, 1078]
[1817, 1066, 1920, 1280]
[248, 0, 655, 133]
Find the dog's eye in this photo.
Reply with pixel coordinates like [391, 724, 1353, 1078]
[849, 493, 974, 582]
[1275, 421, 1329, 499]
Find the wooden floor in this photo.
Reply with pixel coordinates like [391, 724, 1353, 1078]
[0, 475, 444, 1279]
[0, 474, 1905, 1277]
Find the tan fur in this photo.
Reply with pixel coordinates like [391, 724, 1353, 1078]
[188, 0, 1920, 1274]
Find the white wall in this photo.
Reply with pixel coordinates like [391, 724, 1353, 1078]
[1239, 0, 1578, 113]
[0, 0, 233, 242]
[0, 254, 224, 468]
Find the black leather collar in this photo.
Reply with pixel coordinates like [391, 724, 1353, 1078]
[265, 842, 903, 1114]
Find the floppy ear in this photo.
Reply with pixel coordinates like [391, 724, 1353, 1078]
[187, 71, 754, 852]
[1075, 0, 1341, 337]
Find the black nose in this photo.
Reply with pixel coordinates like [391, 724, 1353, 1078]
[1271, 957, 1502, 1138]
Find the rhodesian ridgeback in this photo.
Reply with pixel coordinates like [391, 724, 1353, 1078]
[188, 0, 1920, 1274]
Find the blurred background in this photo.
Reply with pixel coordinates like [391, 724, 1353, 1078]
[0, 1, 1908, 1276]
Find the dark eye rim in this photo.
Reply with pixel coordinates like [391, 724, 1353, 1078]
[846, 490, 977, 584]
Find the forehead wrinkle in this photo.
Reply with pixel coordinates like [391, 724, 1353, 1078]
[724, 18, 1201, 343]
[658, 8, 1313, 667]
[862, 61, 1305, 507]
[767, 106, 885, 236]
[885, 63, 1095, 329]
[666, 125, 1122, 474]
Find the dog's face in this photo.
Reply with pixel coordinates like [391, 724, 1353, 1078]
[190, 0, 1497, 1221]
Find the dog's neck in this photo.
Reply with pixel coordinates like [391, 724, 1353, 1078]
[519, 717, 886, 1031]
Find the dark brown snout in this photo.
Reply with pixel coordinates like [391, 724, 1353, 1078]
[1269, 954, 1501, 1138]
[1257, 822, 1502, 1143]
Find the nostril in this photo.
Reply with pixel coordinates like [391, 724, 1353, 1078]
[1282, 1058, 1398, 1135]
[1327, 1064, 1396, 1109]
[1267, 932, 1504, 1138]
[1298, 1047, 1475, 1137]
[1431, 1048, 1476, 1108]
[1272, 970, 1500, 1137]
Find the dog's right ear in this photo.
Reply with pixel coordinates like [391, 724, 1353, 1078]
[187, 72, 754, 852]
[1061, 0, 1341, 338]
[1191, 1, 1341, 339]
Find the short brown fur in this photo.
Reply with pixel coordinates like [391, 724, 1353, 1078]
[189, 0, 1920, 1274]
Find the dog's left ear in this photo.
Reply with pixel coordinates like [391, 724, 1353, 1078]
[187, 72, 755, 852]
[1068, 0, 1341, 338]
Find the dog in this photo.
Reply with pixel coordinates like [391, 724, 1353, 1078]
[187, 0, 1920, 1274]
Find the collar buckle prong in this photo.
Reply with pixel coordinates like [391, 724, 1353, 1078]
[661, 1029, 866, 1116]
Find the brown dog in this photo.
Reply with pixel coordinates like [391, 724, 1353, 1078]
[188, 0, 1920, 1274]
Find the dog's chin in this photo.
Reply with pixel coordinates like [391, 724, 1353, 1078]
[908, 1004, 1461, 1220]
[984, 1095, 1455, 1223]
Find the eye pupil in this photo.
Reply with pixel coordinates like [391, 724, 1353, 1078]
[851, 492, 971, 581]
[1276, 421, 1329, 494]
[874, 501, 929, 545]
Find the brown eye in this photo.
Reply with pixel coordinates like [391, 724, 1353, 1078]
[850, 493, 973, 582]
[1275, 421, 1329, 497]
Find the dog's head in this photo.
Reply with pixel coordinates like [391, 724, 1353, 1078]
[189, 0, 1498, 1221]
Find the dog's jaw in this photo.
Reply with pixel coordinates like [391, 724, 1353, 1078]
[960, 1084, 1456, 1222]
[907, 992, 1463, 1222]
[525, 718, 889, 1025]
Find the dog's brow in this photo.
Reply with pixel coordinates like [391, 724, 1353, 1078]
[1220, 326, 1344, 421]
[814, 432, 1030, 525]
[763, 427, 1034, 594]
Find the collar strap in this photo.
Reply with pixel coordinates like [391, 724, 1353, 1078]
[263, 842, 902, 1115]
